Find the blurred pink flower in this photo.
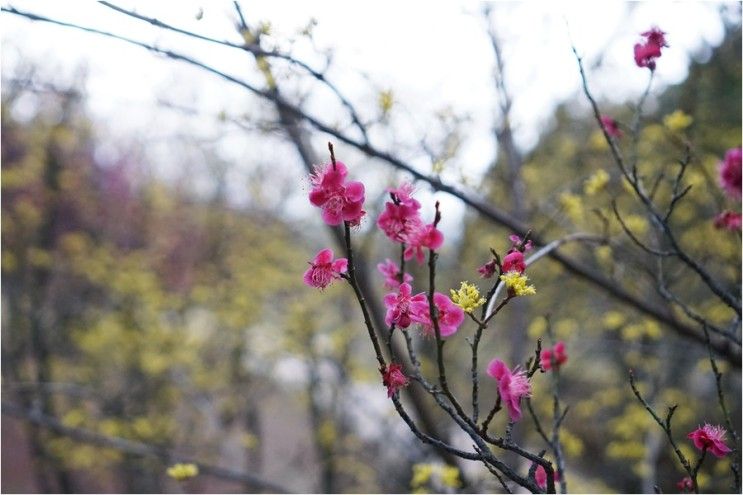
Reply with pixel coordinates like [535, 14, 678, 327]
[687, 424, 732, 458]
[534, 464, 560, 491]
[303, 248, 348, 289]
[377, 258, 413, 289]
[719, 147, 741, 199]
[714, 211, 742, 231]
[502, 250, 526, 274]
[676, 477, 693, 493]
[509, 234, 533, 251]
[540, 341, 568, 371]
[382, 363, 409, 398]
[478, 259, 498, 279]
[404, 223, 444, 264]
[634, 27, 668, 70]
[487, 358, 532, 422]
[388, 182, 421, 209]
[309, 161, 366, 226]
[410, 292, 464, 337]
[383, 283, 426, 329]
[600, 115, 622, 138]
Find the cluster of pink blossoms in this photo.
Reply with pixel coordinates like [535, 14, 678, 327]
[540, 341, 568, 371]
[384, 283, 465, 337]
[634, 27, 668, 70]
[309, 161, 365, 226]
[377, 183, 444, 264]
[714, 147, 742, 231]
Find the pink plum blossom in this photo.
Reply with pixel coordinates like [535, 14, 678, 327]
[410, 292, 464, 337]
[377, 200, 423, 243]
[383, 283, 426, 329]
[404, 223, 445, 264]
[714, 211, 742, 231]
[534, 464, 560, 491]
[309, 161, 366, 226]
[719, 147, 741, 199]
[382, 363, 409, 398]
[303, 248, 348, 289]
[600, 115, 622, 138]
[377, 258, 413, 289]
[487, 358, 532, 422]
[540, 342, 568, 371]
[676, 477, 693, 493]
[478, 259, 498, 279]
[509, 234, 533, 251]
[687, 424, 732, 458]
[634, 27, 668, 70]
[502, 250, 526, 274]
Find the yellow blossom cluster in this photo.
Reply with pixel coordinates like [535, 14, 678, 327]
[663, 110, 693, 132]
[450, 281, 486, 313]
[584, 169, 610, 196]
[166, 463, 199, 481]
[500, 271, 536, 296]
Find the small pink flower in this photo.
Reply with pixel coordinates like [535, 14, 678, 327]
[676, 477, 693, 493]
[534, 464, 560, 491]
[502, 251, 526, 274]
[303, 248, 348, 289]
[487, 358, 532, 422]
[382, 363, 409, 398]
[410, 292, 464, 337]
[719, 147, 741, 199]
[309, 161, 366, 226]
[540, 341, 568, 371]
[377, 201, 423, 243]
[509, 234, 533, 251]
[634, 27, 668, 70]
[377, 259, 413, 289]
[383, 283, 427, 329]
[600, 115, 622, 138]
[687, 424, 732, 458]
[478, 259, 498, 279]
[388, 182, 421, 209]
[404, 223, 444, 264]
[714, 211, 742, 231]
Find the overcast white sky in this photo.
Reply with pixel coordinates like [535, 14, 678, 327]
[1, 1, 738, 236]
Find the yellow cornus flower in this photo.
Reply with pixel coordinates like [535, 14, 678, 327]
[450, 281, 485, 313]
[500, 271, 536, 297]
[167, 463, 199, 481]
[584, 169, 610, 196]
[663, 110, 693, 132]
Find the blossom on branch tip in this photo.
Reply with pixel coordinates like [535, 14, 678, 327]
[384, 283, 426, 329]
[478, 259, 498, 279]
[600, 116, 622, 138]
[687, 424, 732, 458]
[634, 27, 668, 70]
[502, 250, 526, 274]
[714, 211, 742, 231]
[404, 223, 444, 264]
[309, 161, 365, 226]
[540, 341, 568, 371]
[450, 281, 486, 314]
[676, 477, 693, 493]
[500, 271, 536, 297]
[487, 358, 531, 422]
[719, 147, 741, 199]
[382, 363, 409, 398]
[303, 248, 348, 289]
[534, 464, 560, 491]
[377, 258, 413, 289]
[410, 292, 464, 337]
[509, 234, 533, 252]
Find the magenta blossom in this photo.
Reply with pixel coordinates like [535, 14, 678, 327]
[634, 27, 668, 70]
[600, 115, 622, 138]
[487, 358, 531, 422]
[410, 292, 464, 337]
[309, 161, 366, 226]
[383, 283, 426, 329]
[534, 464, 560, 491]
[388, 182, 421, 209]
[303, 248, 348, 289]
[502, 250, 526, 274]
[377, 200, 423, 243]
[404, 223, 445, 264]
[478, 259, 498, 279]
[540, 342, 568, 371]
[688, 424, 732, 458]
[377, 258, 413, 289]
[509, 234, 533, 252]
[676, 477, 693, 493]
[719, 147, 742, 199]
[382, 363, 409, 398]
[714, 211, 742, 231]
